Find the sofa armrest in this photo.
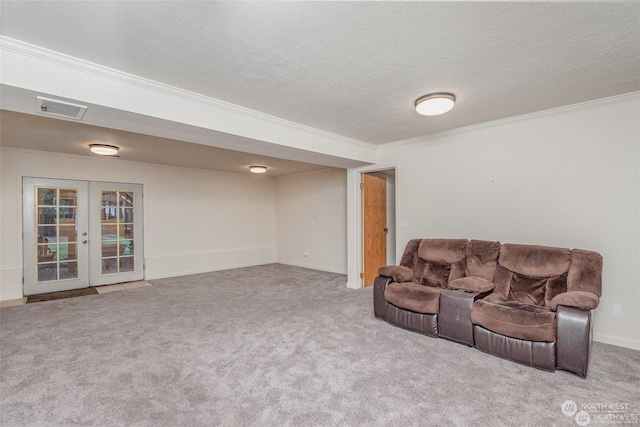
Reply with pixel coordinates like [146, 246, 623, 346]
[449, 276, 495, 293]
[378, 265, 414, 283]
[549, 291, 599, 311]
[373, 275, 393, 320]
[556, 306, 593, 377]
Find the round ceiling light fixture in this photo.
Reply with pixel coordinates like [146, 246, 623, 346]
[89, 144, 119, 156]
[249, 165, 268, 174]
[415, 93, 456, 116]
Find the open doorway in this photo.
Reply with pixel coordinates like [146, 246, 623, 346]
[361, 169, 396, 287]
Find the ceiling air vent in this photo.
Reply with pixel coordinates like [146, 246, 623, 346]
[36, 96, 87, 120]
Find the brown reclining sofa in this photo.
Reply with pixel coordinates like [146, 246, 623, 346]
[373, 238, 603, 377]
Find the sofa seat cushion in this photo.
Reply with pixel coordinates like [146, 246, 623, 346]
[471, 296, 556, 342]
[384, 282, 441, 314]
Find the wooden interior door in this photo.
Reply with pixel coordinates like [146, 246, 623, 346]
[362, 174, 386, 287]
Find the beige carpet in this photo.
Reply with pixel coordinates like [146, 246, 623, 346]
[1, 264, 639, 426]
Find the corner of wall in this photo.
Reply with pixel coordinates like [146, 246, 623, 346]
[0, 269, 23, 301]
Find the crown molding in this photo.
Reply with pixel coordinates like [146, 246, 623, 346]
[380, 91, 640, 150]
[0, 36, 376, 150]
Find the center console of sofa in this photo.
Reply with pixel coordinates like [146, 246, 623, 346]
[439, 288, 485, 346]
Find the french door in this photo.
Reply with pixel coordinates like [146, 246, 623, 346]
[23, 178, 144, 296]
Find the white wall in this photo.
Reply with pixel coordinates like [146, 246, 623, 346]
[275, 168, 347, 274]
[349, 92, 640, 350]
[0, 148, 277, 300]
[347, 93, 640, 349]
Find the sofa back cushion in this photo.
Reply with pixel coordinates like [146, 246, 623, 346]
[399, 239, 425, 283]
[499, 244, 571, 277]
[398, 238, 602, 307]
[466, 240, 501, 280]
[494, 244, 571, 307]
[417, 239, 467, 288]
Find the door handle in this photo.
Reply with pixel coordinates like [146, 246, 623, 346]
[384, 228, 389, 232]
[82, 240, 88, 244]
[82, 232, 88, 236]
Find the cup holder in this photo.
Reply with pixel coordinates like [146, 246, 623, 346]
[447, 287, 476, 294]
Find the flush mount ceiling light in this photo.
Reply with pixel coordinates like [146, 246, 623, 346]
[415, 93, 456, 116]
[249, 165, 268, 174]
[89, 144, 119, 156]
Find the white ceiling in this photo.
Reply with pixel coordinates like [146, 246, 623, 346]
[0, 110, 327, 177]
[1, 1, 639, 171]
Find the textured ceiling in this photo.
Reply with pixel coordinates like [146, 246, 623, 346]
[1, 1, 639, 146]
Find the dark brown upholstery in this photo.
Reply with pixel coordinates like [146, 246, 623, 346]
[498, 244, 571, 278]
[373, 276, 392, 320]
[556, 306, 593, 377]
[374, 239, 480, 337]
[386, 305, 438, 337]
[374, 238, 603, 377]
[466, 240, 501, 280]
[492, 244, 571, 306]
[418, 239, 467, 286]
[398, 239, 424, 283]
[567, 249, 603, 296]
[418, 239, 468, 264]
[376, 238, 489, 335]
[474, 326, 556, 371]
[422, 263, 452, 288]
[384, 282, 441, 314]
[378, 265, 413, 283]
[471, 295, 556, 342]
[439, 288, 486, 346]
[548, 291, 600, 311]
[449, 276, 494, 293]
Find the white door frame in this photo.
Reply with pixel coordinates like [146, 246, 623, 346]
[346, 165, 399, 289]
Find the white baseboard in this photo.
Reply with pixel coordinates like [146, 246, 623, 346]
[593, 333, 640, 351]
[1, 249, 279, 300]
[276, 261, 347, 275]
[145, 246, 277, 280]
[0, 297, 26, 308]
[145, 260, 276, 280]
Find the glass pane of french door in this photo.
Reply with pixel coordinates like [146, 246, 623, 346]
[23, 178, 90, 296]
[23, 178, 144, 295]
[89, 182, 143, 286]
